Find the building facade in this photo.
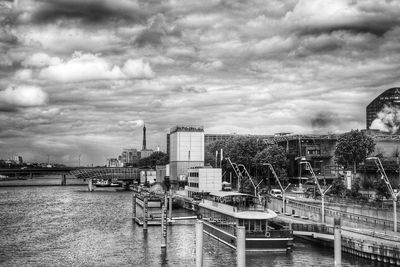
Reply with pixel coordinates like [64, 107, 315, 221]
[186, 167, 222, 198]
[274, 134, 338, 178]
[204, 133, 273, 147]
[121, 148, 138, 165]
[169, 126, 204, 183]
[366, 87, 400, 132]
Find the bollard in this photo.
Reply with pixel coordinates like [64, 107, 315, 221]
[196, 220, 203, 267]
[61, 174, 66, 186]
[236, 226, 246, 267]
[161, 194, 167, 249]
[143, 194, 148, 232]
[334, 217, 341, 267]
[169, 188, 173, 224]
[88, 179, 93, 191]
[132, 193, 136, 220]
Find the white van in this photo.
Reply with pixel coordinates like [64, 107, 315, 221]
[270, 189, 283, 198]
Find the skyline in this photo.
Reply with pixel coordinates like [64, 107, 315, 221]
[1, 0, 400, 165]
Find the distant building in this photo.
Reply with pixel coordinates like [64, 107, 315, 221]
[169, 125, 205, 184]
[13, 156, 23, 164]
[140, 170, 156, 184]
[204, 133, 273, 146]
[366, 87, 400, 133]
[121, 148, 138, 165]
[107, 158, 123, 167]
[274, 134, 338, 178]
[186, 167, 222, 198]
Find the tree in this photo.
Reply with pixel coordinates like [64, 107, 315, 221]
[223, 136, 266, 174]
[138, 151, 169, 169]
[204, 140, 226, 167]
[374, 179, 391, 201]
[334, 130, 375, 173]
[253, 144, 288, 188]
[328, 178, 346, 197]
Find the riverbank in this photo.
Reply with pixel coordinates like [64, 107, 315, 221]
[0, 176, 86, 187]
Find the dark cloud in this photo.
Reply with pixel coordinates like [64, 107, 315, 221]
[300, 23, 396, 37]
[27, 0, 148, 24]
[134, 13, 181, 47]
[311, 112, 338, 129]
[172, 86, 207, 94]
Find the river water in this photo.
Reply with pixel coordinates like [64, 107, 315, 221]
[0, 185, 385, 267]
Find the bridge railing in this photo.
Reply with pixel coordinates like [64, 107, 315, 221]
[292, 223, 334, 235]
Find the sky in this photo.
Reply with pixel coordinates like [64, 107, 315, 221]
[1, 0, 400, 166]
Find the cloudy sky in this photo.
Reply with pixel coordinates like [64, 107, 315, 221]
[1, 0, 400, 166]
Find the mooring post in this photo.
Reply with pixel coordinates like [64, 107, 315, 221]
[61, 174, 66, 186]
[334, 217, 342, 267]
[132, 193, 136, 220]
[143, 194, 148, 232]
[237, 226, 246, 267]
[196, 220, 203, 267]
[161, 194, 168, 250]
[168, 188, 173, 224]
[88, 179, 93, 191]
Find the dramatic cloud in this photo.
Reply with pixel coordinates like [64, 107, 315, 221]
[0, 85, 48, 109]
[22, 52, 61, 67]
[39, 52, 155, 82]
[2, 0, 400, 165]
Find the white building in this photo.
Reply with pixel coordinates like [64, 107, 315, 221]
[169, 126, 204, 184]
[140, 170, 157, 184]
[186, 167, 222, 198]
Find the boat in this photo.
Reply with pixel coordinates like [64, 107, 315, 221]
[198, 191, 293, 252]
[94, 179, 122, 187]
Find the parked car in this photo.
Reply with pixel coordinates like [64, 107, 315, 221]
[270, 189, 283, 198]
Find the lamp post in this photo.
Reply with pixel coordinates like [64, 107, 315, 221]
[238, 164, 262, 197]
[262, 163, 291, 214]
[299, 160, 333, 224]
[366, 156, 400, 232]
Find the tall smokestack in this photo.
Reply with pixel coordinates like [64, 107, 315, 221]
[142, 124, 147, 150]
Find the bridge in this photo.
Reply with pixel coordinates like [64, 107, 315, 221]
[0, 167, 140, 188]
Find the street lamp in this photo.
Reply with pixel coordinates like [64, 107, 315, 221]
[238, 164, 263, 198]
[366, 156, 400, 232]
[262, 163, 291, 213]
[299, 159, 333, 224]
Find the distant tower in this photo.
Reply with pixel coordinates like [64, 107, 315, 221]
[142, 124, 147, 150]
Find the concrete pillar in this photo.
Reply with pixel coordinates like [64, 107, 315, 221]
[169, 189, 173, 224]
[393, 198, 397, 232]
[61, 174, 66, 186]
[143, 194, 148, 232]
[321, 195, 325, 223]
[196, 220, 203, 267]
[88, 179, 94, 191]
[29, 172, 33, 179]
[236, 226, 246, 267]
[334, 217, 342, 267]
[132, 193, 136, 220]
[161, 194, 167, 249]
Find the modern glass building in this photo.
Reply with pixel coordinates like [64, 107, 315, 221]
[366, 87, 400, 130]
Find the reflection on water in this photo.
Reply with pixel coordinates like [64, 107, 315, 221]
[0, 186, 382, 266]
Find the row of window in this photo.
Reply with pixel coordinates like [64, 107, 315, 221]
[189, 172, 199, 177]
[188, 182, 198, 188]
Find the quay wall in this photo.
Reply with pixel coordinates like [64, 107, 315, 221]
[269, 197, 399, 230]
